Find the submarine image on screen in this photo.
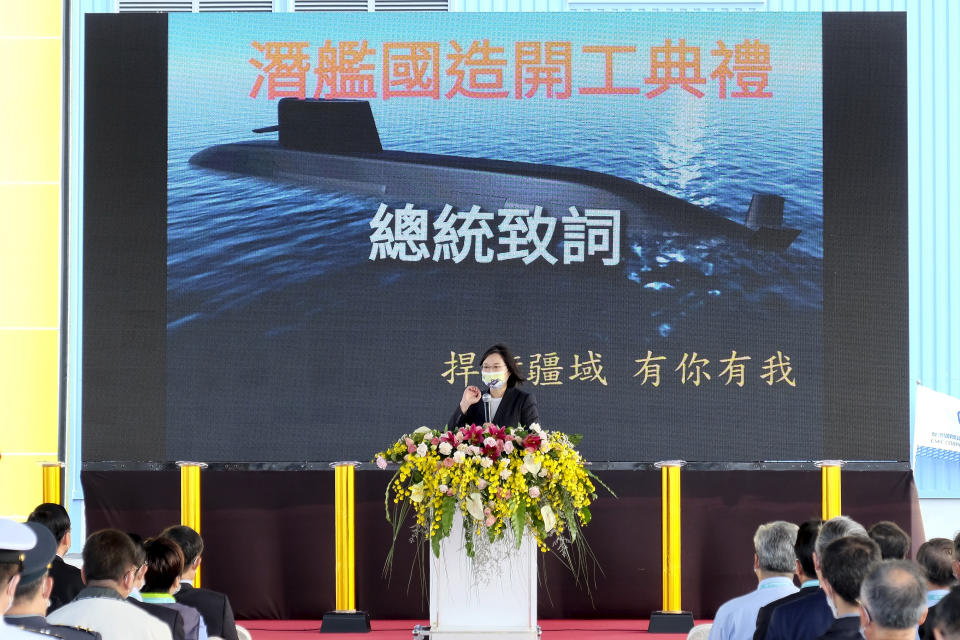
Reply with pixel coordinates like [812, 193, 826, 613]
[189, 98, 799, 252]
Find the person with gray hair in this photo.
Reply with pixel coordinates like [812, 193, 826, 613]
[765, 515, 869, 640]
[859, 560, 928, 640]
[708, 521, 799, 640]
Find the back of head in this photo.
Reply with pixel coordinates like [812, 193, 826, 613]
[27, 503, 71, 545]
[83, 529, 138, 582]
[160, 525, 204, 568]
[754, 521, 800, 573]
[821, 535, 881, 605]
[869, 521, 911, 560]
[933, 586, 960, 640]
[917, 538, 957, 588]
[860, 559, 927, 630]
[142, 537, 184, 593]
[816, 516, 868, 558]
[796, 519, 824, 578]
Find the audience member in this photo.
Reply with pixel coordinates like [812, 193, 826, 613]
[0, 518, 46, 638]
[868, 522, 911, 561]
[27, 503, 86, 613]
[859, 560, 928, 640]
[141, 537, 208, 640]
[46, 529, 172, 640]
[4, 522, 101, 638]
[709, 521, 800, 640]
[930, 586, 960, 640]
[766, 515, 869, 640]
[755, 519, 824, 640]
[815, 535, 882, 640]
[162, 525, 241, 640]
[126, 533, 186, 640]
[918, 538, 957, 639]
[954, 534, 960, 582]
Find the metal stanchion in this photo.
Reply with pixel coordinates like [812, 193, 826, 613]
[177, 461, 207, 587]
[816, 460, 844, 520]
[40, 462, 65, 504]
[321, 461, 370, 633]
[649, 460, 694, 634]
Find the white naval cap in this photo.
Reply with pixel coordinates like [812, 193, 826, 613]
[0, 518, 37, 566]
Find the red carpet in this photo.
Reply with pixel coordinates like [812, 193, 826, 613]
[239, 619, 712, 639]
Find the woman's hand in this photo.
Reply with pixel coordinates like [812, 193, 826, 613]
[460, 385, 482, 413]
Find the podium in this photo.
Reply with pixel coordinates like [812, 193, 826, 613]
[417, 514, 539, 640]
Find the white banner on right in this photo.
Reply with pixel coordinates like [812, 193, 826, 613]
[913, 384, 960, 497]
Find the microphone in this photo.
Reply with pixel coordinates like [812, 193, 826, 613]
[478, 382, 492, 424]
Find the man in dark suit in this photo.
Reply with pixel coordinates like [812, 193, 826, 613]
[4, 522, 101, 639]
[929, 585, 960, 640]
[27, 503, 85, 612]
[867, 521, 911, 560]
[162, 526, 240, 640]
[755, 519, 824, 640]
[766, 516, 868, 640]
[815, 535, 881, 640]
[917, 538, 957, 639]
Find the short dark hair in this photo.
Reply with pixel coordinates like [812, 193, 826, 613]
[27, 503, 71, 545]
[479, 344, 525, 387]
[954, 531, 960, 563]
[917, 538, 957, 588]
[795, 519, 823, 578]
[13, 573, 45, 602]
[0, 563, 19, 590]
[160, 525, 204, 568]
[860, 560, 927, 629]
[868, 521, 911, 560]
[821, 535, 881, 605]
[142, 537, 184, 593]
[933, 586, 960, 639]
[82, 529, 138, 582]
[127, 533, 146, 566]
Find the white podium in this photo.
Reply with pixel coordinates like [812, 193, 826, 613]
[421, 515, 539, 640]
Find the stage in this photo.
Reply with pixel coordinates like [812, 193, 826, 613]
[238, 619, 712, 639]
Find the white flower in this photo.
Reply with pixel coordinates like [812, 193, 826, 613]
[457, 443, 468, 451]
[413, 426, 432, 439]
[540, 441, 552, 453]
[465, 493, 485, 520]
[416, 443, 428, 457]
[453, 450, 466, 464]
[540, 505, 557, 533]
[438, 484, 448, 494]
[376, 456, 387, 470]
[538, 468, 549, 478]
[468, 445, 482, 456]
[410, 482, 425, 503]
[438, 441, 453, 456]
[529, 423, 543, 434]
[503, 441, 514, 454]
[480, 457, 493, 468]
[521, 453, 542, 476]
[477, 479, 488, 490]
[500, 468, 512, 480]
[483, 437, 497, 448]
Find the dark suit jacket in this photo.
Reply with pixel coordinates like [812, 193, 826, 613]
[448, 386, 538, 429]
[128, 597, 186, 640]
[766, 588, 834, 640]
[919, 601, 940, 640]
[48, 556, 86, 613]
[814, 616, 863, 640]
[4, 615, 102, 639]
[755, 585, 821, 640]
[175, 583, 239, 640]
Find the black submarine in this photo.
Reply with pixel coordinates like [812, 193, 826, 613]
[189, 98, 800, 250]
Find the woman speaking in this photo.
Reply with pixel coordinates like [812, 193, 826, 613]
[449, 343, 539, 429]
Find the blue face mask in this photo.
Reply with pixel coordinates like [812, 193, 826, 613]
[481, 371, 507, 389]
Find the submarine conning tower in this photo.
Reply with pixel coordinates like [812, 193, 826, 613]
[257, 98, 384, 153]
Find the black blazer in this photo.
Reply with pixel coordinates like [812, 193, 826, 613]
[128, 597, 186, 640]
[448, 386, 539, 429]
[766, 589, 833, 640]
[175, 583, 239, 640]
[814, 616, 863, 640]
[48, 556, 86, 612]
[755, 585, 821, 640]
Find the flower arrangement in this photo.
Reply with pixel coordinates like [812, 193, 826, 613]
[375, 422, 610, 574]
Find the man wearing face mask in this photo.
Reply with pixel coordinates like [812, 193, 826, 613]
[449, 344, 539, 429]
[815, 535, 881, 640]
[4, 522, 101, 638]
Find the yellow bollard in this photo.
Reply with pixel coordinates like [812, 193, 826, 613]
[41, 462, 65, 505]
[321, 461, 369, 633]
[177, 461, 207, 587]
[649, 460, 693, 634]
[816, 460, 844, 520]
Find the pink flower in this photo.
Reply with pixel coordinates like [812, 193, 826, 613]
[404, 437, 414, 447]
[484, 515, 496, 527]
[523, 434, 542, 452]
[376, 456, 387, 470]
[431, 437, 440, 446]
[477, 479, 488, 490]
[446, 488, 455, 496]
[528, 487, 541, 499]
[443, 458, 456, 468]
[503, 441, 515, 454]
[407, 443, 416, 454]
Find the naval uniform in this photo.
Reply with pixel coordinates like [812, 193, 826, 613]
[4, 616, 100, 639]
[46, 587, 171, 640]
